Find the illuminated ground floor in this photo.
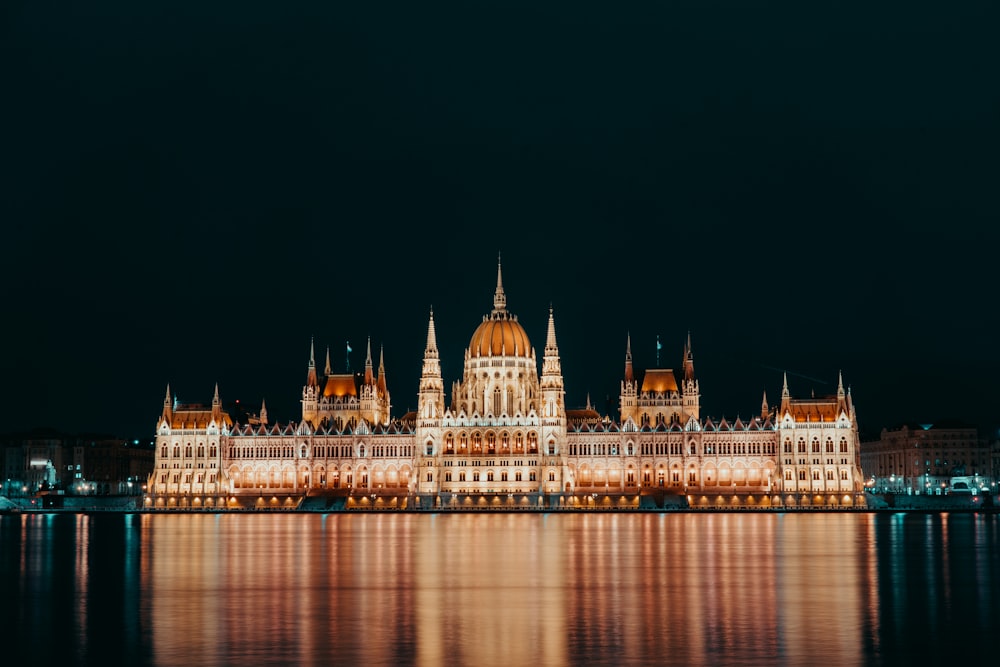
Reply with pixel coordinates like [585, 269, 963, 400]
[142, 488, 869, 511]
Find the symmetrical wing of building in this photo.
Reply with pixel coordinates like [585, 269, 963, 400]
[146, 262, 868, 510]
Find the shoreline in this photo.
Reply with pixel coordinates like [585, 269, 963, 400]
[3, 506, 997, 515]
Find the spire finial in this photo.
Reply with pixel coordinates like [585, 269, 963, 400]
[624, 332, 634, 384]
[546, 305, 558, 350]
[493, 252, 507, 313]
[425, 306, 439, 355]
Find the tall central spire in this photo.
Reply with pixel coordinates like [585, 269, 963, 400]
[493, 252, 506, 314]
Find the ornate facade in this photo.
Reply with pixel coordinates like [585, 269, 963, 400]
[146, 262, 867, 510]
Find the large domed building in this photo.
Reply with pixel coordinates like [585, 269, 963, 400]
[147, 260, 867, 510]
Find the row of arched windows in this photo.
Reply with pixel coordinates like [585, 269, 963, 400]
[162, 444, 217, 458]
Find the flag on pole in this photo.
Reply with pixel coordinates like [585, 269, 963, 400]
[346, 341, 352, 354]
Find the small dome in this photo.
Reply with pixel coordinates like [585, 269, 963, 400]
[469, 314, 531, 358]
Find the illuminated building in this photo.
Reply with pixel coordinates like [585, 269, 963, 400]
[146, 261, 867, 510]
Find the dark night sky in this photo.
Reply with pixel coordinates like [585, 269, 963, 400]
[2, 1, 998, 441]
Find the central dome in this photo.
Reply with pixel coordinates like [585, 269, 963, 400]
[468, 257, 532, 358]
[469, 314, 531, 358]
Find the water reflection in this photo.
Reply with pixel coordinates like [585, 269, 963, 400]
[2, 512, 998, 666]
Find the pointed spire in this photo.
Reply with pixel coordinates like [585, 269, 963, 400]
[211, 382, 222, 422]
[545, 304, 558, 351]
[161, 383, 173, 424]
[364, 336, 374, 385]
[324, 347, 332, 376]
[306, 337, 318, 387]
[624, 332, 634, 384]
[586, 392, 593, 411]
[761, 389, 769, 419]
[837, 370, 845, 398]
[683, 331, 695, 382]
[260, 399, 268, 426]
[425, 306, 439, 356]
[377, 344, 388, 395]
[493, 252, 507, 313]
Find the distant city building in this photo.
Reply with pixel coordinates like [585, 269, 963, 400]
[147, 261, 868, 510]
[860, 422, 995, 495]
[0, 430, 153, 498]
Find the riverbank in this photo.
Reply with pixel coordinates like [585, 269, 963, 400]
[2, 493, 997, 514]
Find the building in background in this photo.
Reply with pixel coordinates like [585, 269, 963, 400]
[147, 261, 869, 511]
[860, 421, 995, 495]
[0, 430, 153, 500]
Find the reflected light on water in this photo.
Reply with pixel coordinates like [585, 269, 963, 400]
[146, 513, 872, 667]
[3, 511, 999, 666]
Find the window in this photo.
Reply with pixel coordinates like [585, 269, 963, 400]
[426, 472, 432, 482]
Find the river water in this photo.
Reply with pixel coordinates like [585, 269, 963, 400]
[2, 511, 998, 666]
